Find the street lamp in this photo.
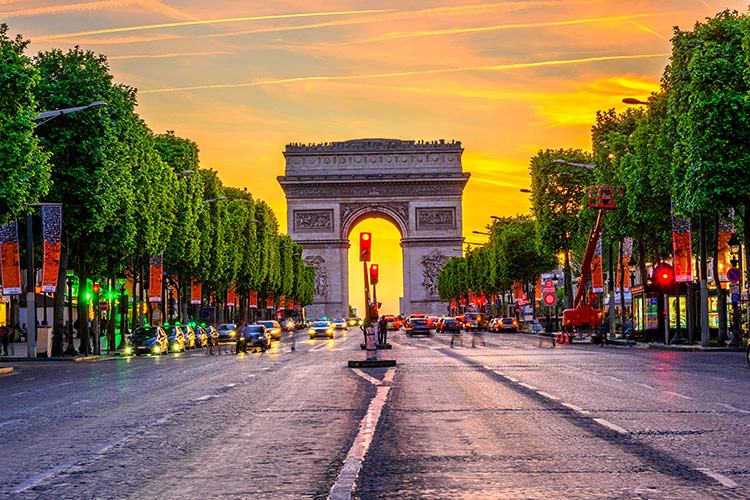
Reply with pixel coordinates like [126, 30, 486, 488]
[28, 101, 108, 358]
[552, 159, 597, 170]
[519, 188, 532, 193]
[175, 170, 194, 178]
[202, 196, 227, 204]
[472, 230, 491, 236]
[727, 232, 742, 346]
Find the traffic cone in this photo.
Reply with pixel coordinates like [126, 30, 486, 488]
[564, 334, 570, 344]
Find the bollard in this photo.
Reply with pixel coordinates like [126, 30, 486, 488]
[365, 325, 377, 361]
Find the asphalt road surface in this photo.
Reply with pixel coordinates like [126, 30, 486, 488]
[1, 328, 749, 499]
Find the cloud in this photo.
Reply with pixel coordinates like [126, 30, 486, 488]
[45, 33, 183, 45]
[0, 0, 146, 18]
[33, 8, 395, 41]
[351, 12, 686, 44]
[108, 50, 234, 60]
[139, 53, 669, 94]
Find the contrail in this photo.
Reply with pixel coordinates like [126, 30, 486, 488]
[0, 0, 146, 18]
[140, 53, 669, 94]
[33, 9, 395, 41]
[353, 12, 686, 44]
[109, 51, 233, 60]
[209, 0, 601, 38]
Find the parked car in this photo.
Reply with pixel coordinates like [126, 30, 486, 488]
[165, 325, 186, 352]
[332, 318, 348, 330]
[192, 325, 208, 348]
[308, 320, 334, 339]
[463, 313, 488, 331]
[236, 324, 271, 353]
[436, 317, 461, 333]
[257, 320, 282, 340]
[497, 318, 518, 333]
[202, 325, 219, 345]
[216, 323, 237, 340]
[129, 326, 168, 356]
[405, 317, 432, 336]
[180, 324, 197, 349]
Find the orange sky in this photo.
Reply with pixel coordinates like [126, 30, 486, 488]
[10, 0, 747, 316]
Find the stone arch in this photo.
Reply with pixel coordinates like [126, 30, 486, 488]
[278, 138, 470, 319]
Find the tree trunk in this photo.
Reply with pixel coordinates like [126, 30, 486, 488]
[563, 250, 573, 309]
[637, 231, 648, 288]
[618, 241, 627, 327]
[130, 255, 139, 332]
[107, 257, 116, 352]
[745, 204, 750, 344]
[76, 238, 90, 355]
[713, 213, 727, 341]
[687, 282, 696, 344]
[51, 236, 68, 356]
[138, 256, 145, 328]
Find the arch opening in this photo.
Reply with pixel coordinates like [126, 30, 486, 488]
[347, 217, 404, 318]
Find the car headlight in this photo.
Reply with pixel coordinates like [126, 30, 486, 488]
[124, 347, 132, 354]
[327, 328, 333, 333]
[153, 346, 161, 353]
[309, 329, 315, 334]
[230, 332, 236, 337]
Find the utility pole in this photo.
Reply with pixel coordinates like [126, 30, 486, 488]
[700, 216, 710, 346]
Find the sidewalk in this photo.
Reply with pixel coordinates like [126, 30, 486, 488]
[0, 339, 123, 362]
[535, 331, 745, 352]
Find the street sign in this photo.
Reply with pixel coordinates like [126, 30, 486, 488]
[543, 292, 557, 307]
[99, 301, 108, 312]
[731, 293, 740, 303]
[727, 267, 741, 283]
[544, 279, 554, 288]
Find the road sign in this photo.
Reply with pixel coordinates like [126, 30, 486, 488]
[727, 267, 741, 283]
[731, 293, 740, 303]
[543, 292, 557, 307]
[99, 301, 108, 312]
[544, 279, 554, 288]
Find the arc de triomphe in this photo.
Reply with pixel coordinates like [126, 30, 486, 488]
[278, 138, 470, 319]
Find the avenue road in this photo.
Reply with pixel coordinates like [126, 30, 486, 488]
[1, 328, 749, 499]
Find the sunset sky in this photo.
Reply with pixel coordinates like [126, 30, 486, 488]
[7, 0, 747, 316]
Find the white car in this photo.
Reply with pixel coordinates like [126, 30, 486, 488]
[216, 323, 237, 340]
[332, 318, 348, 330]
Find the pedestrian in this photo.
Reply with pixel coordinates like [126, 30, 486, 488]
[471, 328, 485, 348]
[14, 323, 21, 342]
[73, 318, 80, 337]
[378, 315, 388, 345]
[450, 327, 463, 348]
[0, 325, 9, 356]
[21, 324, 27, 344]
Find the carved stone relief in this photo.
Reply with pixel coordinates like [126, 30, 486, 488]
[304, 255, 329, 298]
[421, 250, 450, 297]
[416, 207, 456, 230]
[340, 202, 408, 230]
[284, 181, 466, 199]
[293, 209, 333, 232]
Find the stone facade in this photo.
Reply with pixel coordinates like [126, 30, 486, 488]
[278, 138, 469, 318]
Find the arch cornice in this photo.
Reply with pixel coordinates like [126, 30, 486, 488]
[340, 202, 408, 239]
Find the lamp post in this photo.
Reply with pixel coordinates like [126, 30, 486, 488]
[622, 97, 648, 105]
[552, 274, 560, 331]
[628, 257, 637, 343]
[727, 233, 742, 347]
[472, 230, 491, 236]
[27, 101, 107, 358]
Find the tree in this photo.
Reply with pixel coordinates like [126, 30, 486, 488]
[0, 24, 51, 224]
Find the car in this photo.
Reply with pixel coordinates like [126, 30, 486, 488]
[282, 318, 296, 332]
[385, 315, 398, 330]
[216, 323, 237, 340]
[180, 324, 197, 349]
[488, 318, 502, 332]
[128, 326, 169, 356]
[332, 318, 348, 330]
[202, 325, 219, 345]
[436, 317, 461, 333]
[405, 317, 432, 336]
[257, 320, 282, 340]
[308, 320, 334, 339]
[348, 317, 363, 327]
[497, 318, 518, 333]
[463, 313, 488, 331]
[192, 325, 208, 348]
[164, 325, 186, 352]
[236, 324, 271, 353]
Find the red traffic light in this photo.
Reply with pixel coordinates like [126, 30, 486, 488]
[370, 264, 379, 285]
[92, 283, 100, 294]
[359, 232, 371, 262]
[653, 263, 675, 288]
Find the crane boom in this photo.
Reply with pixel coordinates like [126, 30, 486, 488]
[573, 210, 606, 308]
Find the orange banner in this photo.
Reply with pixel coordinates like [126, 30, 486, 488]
[0, 222, 22, 295]
[40, 206, 62, 293]
[717, 231, 732, 282]
[249, 290, 258, 309]
[591, 256, 604, 293]
[266, 292, 274, 309]
[288, 297, 294, 310]
[672, 230, 693, 282]
[278, 295, 286, 310]
[513, 282, 523, 301]
[616, 258, 630, 293]
[535, 276, 542, 300]
[227, 283, 236, 307]
[148, 254, 163, 303]
[190, 277, 201, 305]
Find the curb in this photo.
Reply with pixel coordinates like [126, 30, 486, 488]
[0, 354, 120, 363]
[0, 367, 13, 376]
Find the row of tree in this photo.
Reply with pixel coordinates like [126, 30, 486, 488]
[0, 24, 315, 355]
[439, 9, 750, 341]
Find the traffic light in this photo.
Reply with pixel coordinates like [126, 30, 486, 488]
[359, 232, 371, 262]
[653, 262, 675, 289]
[370, 264, 379, 285]
[92, 283, 100, 294]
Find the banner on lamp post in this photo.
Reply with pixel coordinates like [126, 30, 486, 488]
[249, 290, 258, 309]
[671, 206, 693, 283]
[266, 292, 274, 309]
[40, 206, 62, 293]
[591, 239, 604, 293]
[0, 222, 22, 295]
[148, 254, 163, 303]
[278, 295, 286, 311]
[288, 297, 294, 310]
[227, 283, 236, 307]
[190, 277, 201, 305]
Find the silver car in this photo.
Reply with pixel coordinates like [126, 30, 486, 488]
[216, 323, 237, 340]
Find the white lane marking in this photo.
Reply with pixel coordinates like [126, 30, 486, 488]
[24, 377, 36, 381]
[561, 402, 585, 413]
[0, 419, 20, 428]
[483, 365, 493, 370]
[71, 400, 89, 405]
[10, 391, 27, 396]
[196, 395, 217, 401]
[603, 375, 622, 382]
[142, 414, 171, 427]
[663, 391, 693, 400]
[717, 403, 750, 414]
[11, 462, 75, 493]
[699, 469, 738, 488]
[88, 435, 128, 454]
[59, 381, 75, 386]
[593, 418, 628, 434]
[635, 383, 653, 390]
[537, 391, 559, 400]
[351, 368, 380, 386]
[382, 367, 396, 384]
[225, 383, 237, 388]
[518, 382, 537, 391]
[328, 385, 391, 500]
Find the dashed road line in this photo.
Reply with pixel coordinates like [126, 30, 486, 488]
[88, 435, 128, 455]
[196, 395, 217, 401]
[698, 469, 738, 488]
[536, 391, 559, 400]
[0, 419, 20, 428]
[663, 391, 693, 400]
[518, 382, 537, 391]
[717, 403, 750, 414]
[593, 418, 628, 435]
[11, 391, 27, 396]
[59, 381, 75, 386]
[71, 399, 89, 405]
[634, 382, 653, 390]
[11, 462, 75, 493]
[351, 368, 381, 386]
[561, 402, 585, 413]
